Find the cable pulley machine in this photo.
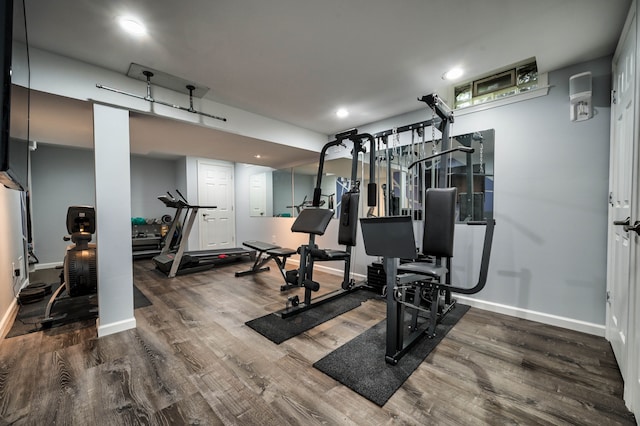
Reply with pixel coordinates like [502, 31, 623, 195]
[360, 93, 496, 364]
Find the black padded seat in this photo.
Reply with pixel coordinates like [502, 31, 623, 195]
[397, 261, 447, 280]
[267, 247, 297, 257]
[309, 248, 350, 261]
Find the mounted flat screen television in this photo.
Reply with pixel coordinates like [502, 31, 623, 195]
[0, 0, 29, 191]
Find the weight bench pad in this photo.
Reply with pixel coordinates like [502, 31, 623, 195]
[310, 248, 350, 261]
[243, 240, 280, 252]
[267, 248, 296, 257]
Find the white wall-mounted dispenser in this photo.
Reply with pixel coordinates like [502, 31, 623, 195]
[569, 71, 592, 122]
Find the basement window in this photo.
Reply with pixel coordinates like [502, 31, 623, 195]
[454, 60, 539, 109]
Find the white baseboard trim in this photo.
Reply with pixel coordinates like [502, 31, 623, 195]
[97, 316, 137, 338]
[0, 298, 19, 340]
[456, 295, 606, 337]
[34, 262, 63, 270]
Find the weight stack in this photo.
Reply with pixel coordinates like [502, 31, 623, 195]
[367, 262, 386, 295]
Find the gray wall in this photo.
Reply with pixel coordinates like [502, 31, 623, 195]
[273, 169, 293, 216]
[30, 144, 96, 265]
[130, 154, 178, 219]
[30, 144, 179, 265]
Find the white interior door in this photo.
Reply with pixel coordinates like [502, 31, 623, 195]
[249, 172, 267, 217]
[628, 8, 640, 409]
[607, 13, 635, 384]
[197, 160, 235, 250]
[630, 151, 640, 415]
[608, 10, 640, 417]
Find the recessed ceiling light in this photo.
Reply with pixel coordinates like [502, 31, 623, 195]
[336, 108, 349, 118]
[118, 16, 147, 36]
[443, 67, 464, 80]
[254, 154, 261, 159]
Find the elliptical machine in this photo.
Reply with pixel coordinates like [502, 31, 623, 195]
[42, 206, 98, 326]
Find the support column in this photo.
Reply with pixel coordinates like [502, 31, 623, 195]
[93, 104, 136, 337]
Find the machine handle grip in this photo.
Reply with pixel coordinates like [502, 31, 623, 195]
[367, 182, 377, 207]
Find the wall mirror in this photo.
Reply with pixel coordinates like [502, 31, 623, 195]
[248, 129, 493, 222]
[249, 157, 354, 218]
[366, 128, 494, 222]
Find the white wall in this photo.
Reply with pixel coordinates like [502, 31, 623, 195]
[93, 104, 135, 337]
[0, 188, 28, 336]
[235, 55, 613, 334]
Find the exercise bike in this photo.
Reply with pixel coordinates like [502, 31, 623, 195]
[42, 206, 98, 327]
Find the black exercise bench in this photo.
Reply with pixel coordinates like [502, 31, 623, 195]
[235, 240, 297, 288]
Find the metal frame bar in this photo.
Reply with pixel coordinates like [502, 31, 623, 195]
[278, 130, 375, 318]
[96, 76, 227, 122]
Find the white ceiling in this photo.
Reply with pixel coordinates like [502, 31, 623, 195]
[13, 0, 632, 166]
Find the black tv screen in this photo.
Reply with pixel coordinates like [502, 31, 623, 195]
[0, 0, 29, 191]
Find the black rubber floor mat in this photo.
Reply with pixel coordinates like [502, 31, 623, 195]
[245, 290, 376, 344]
[5, 283, 152, 338]
[313, 304, 469, 406]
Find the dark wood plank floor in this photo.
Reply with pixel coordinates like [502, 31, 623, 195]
[0, 259, 636, 425]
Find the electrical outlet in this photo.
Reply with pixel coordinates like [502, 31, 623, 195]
[11, 259, 23, 278]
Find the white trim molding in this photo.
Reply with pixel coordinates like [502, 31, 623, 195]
[0, 298, 19, 340]
[456, 295, 605, 337]
[97, 317, 137, 338]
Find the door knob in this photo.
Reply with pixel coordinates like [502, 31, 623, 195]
[624, 220, 640, 236]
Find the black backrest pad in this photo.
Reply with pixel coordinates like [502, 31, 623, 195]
[338, 192, 359, 246]
[291, 208, 334, 235]
[360, 216, 417, 259]
[423, 187, 456, 257]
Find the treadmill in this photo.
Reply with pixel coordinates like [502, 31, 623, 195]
[152, 190, 255, 277]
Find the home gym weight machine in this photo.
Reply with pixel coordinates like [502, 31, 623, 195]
[360, 94, 495, 364]
[236, 129, 378, 317]
[42, 206, 98, 326]
[275, 128, 379, 318]
[152, 190, 255, 277]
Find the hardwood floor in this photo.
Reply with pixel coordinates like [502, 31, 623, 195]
[0, 259, 636, 425]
